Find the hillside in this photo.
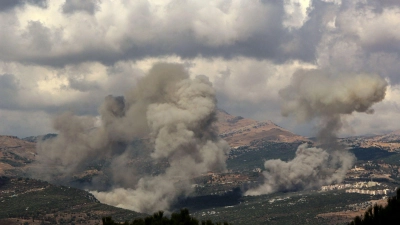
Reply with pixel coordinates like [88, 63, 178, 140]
[0, 110, 310, 177]
[216, 109, 309, 147]
[0, 176, 145, 225]
[1, 111, 400, 224]
[0, 136, 36, 176]
[341, 130, 400, 152]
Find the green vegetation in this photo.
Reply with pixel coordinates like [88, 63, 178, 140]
[0, 158, 24, 167]
[190, 190, 381, 225]
[348, 188, 400, 225]
[173, 188, 242, 211]
[382, 153, 400, 166]
[102, 209, 231, 225]
[3, 140, 400, 224]
[0, 150, 32, 168]
[350, 147, 396, 161]
[227, 142, 299, 171]
[0, 176, 145, 223]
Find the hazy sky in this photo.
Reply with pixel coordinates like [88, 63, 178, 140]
[0, 0, 399, 138]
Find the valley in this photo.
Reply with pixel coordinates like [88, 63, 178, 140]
[1, 110, 400, 224]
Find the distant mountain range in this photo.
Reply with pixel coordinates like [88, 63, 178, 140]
[2, 110, 400, 224]
[2, 109, 400, 177]
[0, 109, 308, 180]
[340, 130, 400, 152]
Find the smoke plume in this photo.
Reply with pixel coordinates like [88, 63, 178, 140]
[34, 63, 229, 212]
[246, 69, 387, 195]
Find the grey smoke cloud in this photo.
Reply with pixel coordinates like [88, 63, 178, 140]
[246, 69, 387, 195]
[34, 63, 229, 213]
[246, 143, 355, 195]
[280, 70, 387, 122]
[281, 69, 387, 144]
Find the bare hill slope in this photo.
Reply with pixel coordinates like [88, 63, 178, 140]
[216, 109, 309, 147]
[342, 130, 400, 152]
[0, 136, 36, 175]
[0, 109, 310, 176]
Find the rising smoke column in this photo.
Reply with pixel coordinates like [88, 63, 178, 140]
[92, 71, 229, 212]
[35, 63, 230, 213]
[245, 69, 387, 195]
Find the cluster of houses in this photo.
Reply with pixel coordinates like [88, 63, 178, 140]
[320, 181, 395, 196]
[345, 189, 392, 195]
[321, 181, 378, 191]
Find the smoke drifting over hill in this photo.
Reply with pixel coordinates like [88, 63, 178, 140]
[246, 69, 388, 195]
[34, 63, 229, 213]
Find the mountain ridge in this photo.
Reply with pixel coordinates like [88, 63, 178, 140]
[216, 109, 310, 147]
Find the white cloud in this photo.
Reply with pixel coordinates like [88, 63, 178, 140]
[192, 58, 316, 102]
[336, 5, 400, 48]
[0, 0, 400, 137]
[0, 0, 284, 65]
[283, 0, 312, 30]
[0, 61, 143, 115]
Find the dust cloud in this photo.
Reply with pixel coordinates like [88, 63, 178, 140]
[246, 69, 387, 195]
[34, 63, 229, 213]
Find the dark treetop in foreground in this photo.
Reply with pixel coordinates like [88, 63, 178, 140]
[348, 188, 400, 225]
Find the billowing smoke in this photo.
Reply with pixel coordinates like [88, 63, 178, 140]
[34, 63, 230, 212]
[246, 69, 387, 195]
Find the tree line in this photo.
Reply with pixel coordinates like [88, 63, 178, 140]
[103, 188, 400, 225]
[102, 209, 230, 225]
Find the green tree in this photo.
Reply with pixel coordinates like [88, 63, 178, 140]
[348, 188, 400, 225]
[102, 216, 116, 225]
